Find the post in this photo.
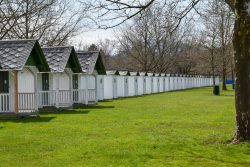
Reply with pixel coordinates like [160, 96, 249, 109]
[85, 76, 89, 105]
[56, 73, 59, 108]
[95, 75, 98, 104]
[69, 72, 73, 106]
[29, 67, 38, 111]
[13, 70, 18, 113]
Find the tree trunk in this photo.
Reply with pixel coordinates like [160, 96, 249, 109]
[222, 65, 227, 90]
[232, 68, 235, 89]
[233, 0, 250, 142]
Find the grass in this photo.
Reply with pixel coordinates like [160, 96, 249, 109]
[1, 86, 250, 167]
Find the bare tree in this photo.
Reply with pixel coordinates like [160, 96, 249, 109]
[1, 0, 89, 46]
[116, 3, 192, 73]
[173, 38, 200, 74]
[200, 29, 219, 88]
[213, 1, 234, 90]
[0, 0, 22, 39]
[98, 38, 117, 68]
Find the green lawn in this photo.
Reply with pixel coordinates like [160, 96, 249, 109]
[1, 87, 250, 167]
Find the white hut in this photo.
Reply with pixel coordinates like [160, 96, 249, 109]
[96, 75, 104, 101]
[191, 75, 194, 88]
[138, 72, 146, 95]
[38, 46, 82, 108]
[181, 75, 186, 89]
[103, 75, 113, 100]
[104, 70, 119, 99]
[127, 72, 139, 97]
[117, 71, 129, 97]
[169, 74, 174, 91]
[145, 73, 153, 94]
[178, 74, 182, 90]
[173, 74, 179, 90]
[0, 39, 50, 115]
[165, 74, 170, 92]
[159, 73, 165, 92]
[152, 73, 160, 93]
[177, 74, 182, 90]
[76, 51, 106, 104]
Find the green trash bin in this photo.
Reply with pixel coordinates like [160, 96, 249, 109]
[213, 85, 220, 95]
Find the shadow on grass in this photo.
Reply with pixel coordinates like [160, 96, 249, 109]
[99, 99, 113, 102]
[0, 116, 56, 123]
[74, 105, 114, 110]
[111, 95, 145, 101]
[219, 94, 235, 97]
[40, 110, 90, 115]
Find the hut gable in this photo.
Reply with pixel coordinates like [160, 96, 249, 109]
[42, 46, 81, 73]
[0, 39, 49, 71]
[147, 72, 154, 77]
[106, 70, 119, 75]
[129, 71, 139, 76]
[118, 70, 129, 76]
[139, 72, 146, 76]
[76, 51, 106, 75]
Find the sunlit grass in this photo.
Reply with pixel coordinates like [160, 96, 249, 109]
[1, 86, 249, 167]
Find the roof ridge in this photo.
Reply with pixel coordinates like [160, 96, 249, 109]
[0, 39, 37, 42]
[42, 46, 74, 49]
[76, 50, 99, 53]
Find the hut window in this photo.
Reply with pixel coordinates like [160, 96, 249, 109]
[0, 71, 9, 93]
[73, 75, 78, 89]
[42, 73, 49, 91]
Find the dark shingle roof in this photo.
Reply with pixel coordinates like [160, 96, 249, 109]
[0, 39, 39, 70]
[42, 46, 80, 73]
[76, 51, 106, 75]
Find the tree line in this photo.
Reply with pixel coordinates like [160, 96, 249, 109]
[85, 1, 234, 91]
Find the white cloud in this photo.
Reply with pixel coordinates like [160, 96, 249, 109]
[72, 29, 117, 45]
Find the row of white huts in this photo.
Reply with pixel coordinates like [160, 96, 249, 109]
[0, 39, 217, 115]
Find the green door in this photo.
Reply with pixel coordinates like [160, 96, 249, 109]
[42, 73, 49, 91]
[72, 75, 79, 102]
[0, 71, 9, 111]
[42, 73, 49, 105]
[0, 71, 9, 93]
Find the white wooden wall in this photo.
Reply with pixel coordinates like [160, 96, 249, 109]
[137, 76, 144, 95]
[145, 77, 152, 94]
[18, 68, 35, 93]
[153, 77, 158, 93]
[128, 76, 135, 97]
[113, 77, 118, 98]
[101, 74, 215, 101]
[117, 76, 126, 97]
[97, 75, 104, 100]
[104, 75, 113, 99]
[159, 77, 164, 92]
